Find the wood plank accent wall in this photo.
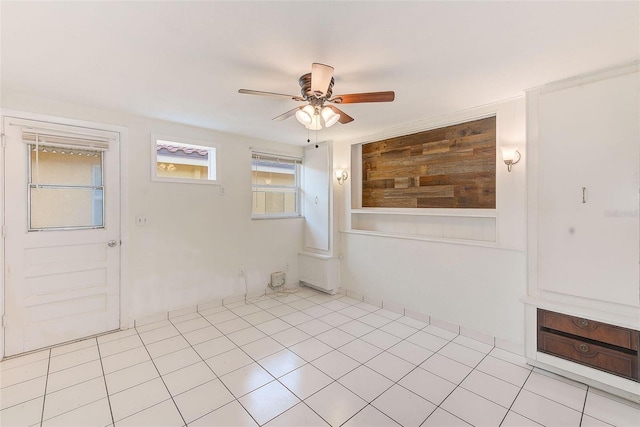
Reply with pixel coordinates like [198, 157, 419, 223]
[362, 116, 496, 209]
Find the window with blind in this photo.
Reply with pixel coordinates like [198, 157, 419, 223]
[251, 152, 302, 219]
[24, 129, 110, 230]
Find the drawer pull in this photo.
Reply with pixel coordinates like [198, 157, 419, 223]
[578, 343, 590, 353]
[568, 316, 597, 332]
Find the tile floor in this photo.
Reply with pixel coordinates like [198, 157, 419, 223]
[1, 287, 639, 426]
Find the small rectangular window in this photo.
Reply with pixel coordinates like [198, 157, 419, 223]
[151, 135, 218, 184]
[252, 152, 302, 219]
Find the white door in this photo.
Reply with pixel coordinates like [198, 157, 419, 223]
[304, 144, 330, 251]
[3, 117, 121, 356]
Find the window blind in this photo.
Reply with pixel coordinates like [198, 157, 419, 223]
[251, 151, 302, 164]
[22, 129, 111, 151]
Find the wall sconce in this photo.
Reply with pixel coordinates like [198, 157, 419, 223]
[336, 169, 349, 185]
[500, 147, 521, 172]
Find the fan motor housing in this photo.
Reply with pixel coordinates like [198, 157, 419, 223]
[299, 73, 334, 100]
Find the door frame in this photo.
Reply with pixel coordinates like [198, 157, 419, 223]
[0, 109, 130, 360]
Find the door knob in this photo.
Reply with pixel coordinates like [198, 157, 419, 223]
[107, 240, 118, 247]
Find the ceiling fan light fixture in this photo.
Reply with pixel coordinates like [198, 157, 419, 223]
[295, 105, 314, 125]
[321, 106, 340, 127]
[306, 114, 322, 130]
[239, 62, 396, 132]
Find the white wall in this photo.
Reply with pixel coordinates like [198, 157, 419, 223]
[1, 91, 528, 349]
[334, 98, 528, 351]
[1, 93, 304, 323]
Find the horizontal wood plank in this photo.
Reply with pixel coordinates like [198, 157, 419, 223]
[362, 117, 496, 209]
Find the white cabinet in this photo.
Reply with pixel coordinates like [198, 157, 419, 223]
[298, 252, 340, 294]
[526, 64, 640, 402]
[300, 143, 341, 294]
[536, 71, 639, 306]
[303, 144, 331, 251]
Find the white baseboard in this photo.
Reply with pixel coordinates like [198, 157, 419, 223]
[344, 289, 525, 357]
[130, 285, 525, 358]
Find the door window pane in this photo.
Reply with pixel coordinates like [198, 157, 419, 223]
[30, 148, 102, 185]
[29, 145, 104, 230]
[30, 187, 103, 229]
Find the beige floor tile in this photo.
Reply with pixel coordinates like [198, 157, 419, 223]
[2, 283, 633, 427]
[190, 400, 257, 427]
[162, 361, 216, 396]
[41, 398, 112, 427]
[0, 375, 47, 411]
[46, 360, 104, 393]
[42, 377, 107, 421]
[372, 384, 436, 427]
[0, 396, 44, 427]
[264, 402, 329, 427]
[258, 349, 307, 378]
[105, 360, 159, 395]
[100, 346, 150, 375]
[238, 381, 300, 424]
[109, 378, 170, 421]
[116, 399, 184, 427]
[173, 379, 234, 423]
[305, 382, 367, 427]
[0, 359, 49, 389]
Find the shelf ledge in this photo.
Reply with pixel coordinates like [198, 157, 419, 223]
[341, 229, 513, 250]
[350, 208, 497, 218]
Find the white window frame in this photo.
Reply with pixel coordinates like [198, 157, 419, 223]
[251, 151, 302, 220]
[151, 134, 219, 185]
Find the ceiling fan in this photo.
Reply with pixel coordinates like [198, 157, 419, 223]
[238, 63, 395, 130]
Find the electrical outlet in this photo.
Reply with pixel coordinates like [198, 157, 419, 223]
[220, 186, 226, 196]
[136, 216, 148, 226]
[285, 262, 290, 271]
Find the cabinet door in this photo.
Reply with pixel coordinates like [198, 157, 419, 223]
[537, 72, 639, 306]
[304, 144, 330, 251]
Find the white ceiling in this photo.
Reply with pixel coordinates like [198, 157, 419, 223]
[1, 1, 638, 146]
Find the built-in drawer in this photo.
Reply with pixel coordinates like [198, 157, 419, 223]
[538, 309, 638, 351]
[538, 330, 638, 381]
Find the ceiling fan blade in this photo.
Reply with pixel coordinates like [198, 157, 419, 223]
[272, 106, 301, 121]
[311, 63, 334, 97]
[329, 91, 395, 104]
[327, 105, 354, 124]
[238, 89, 304, 101]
